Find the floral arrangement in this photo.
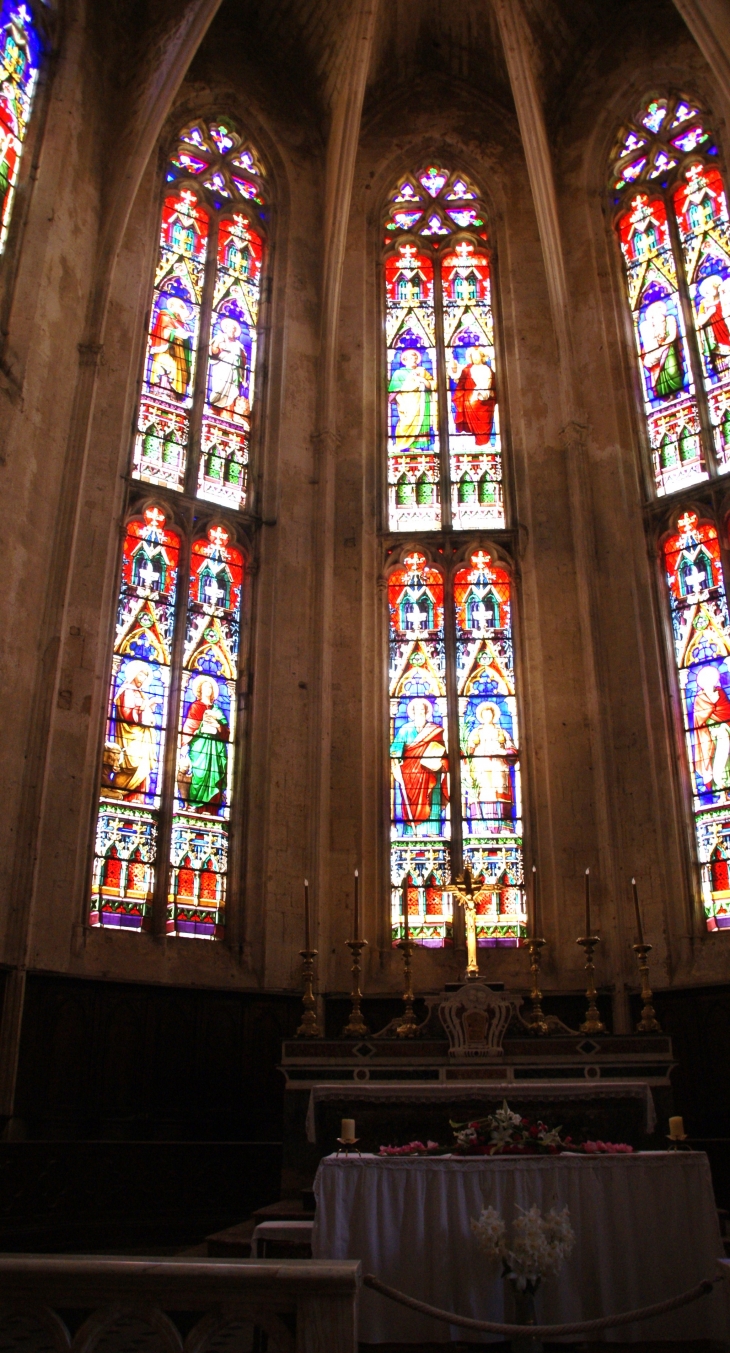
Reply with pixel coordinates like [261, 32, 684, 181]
[451, 1100, 634, 1156]
[377, 1100, 634, 1156]
[378, 1140, 441, 1156]
[472, 1202, 575, 1292]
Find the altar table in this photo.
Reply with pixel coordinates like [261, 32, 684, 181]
[312, 1152, 729, 1343]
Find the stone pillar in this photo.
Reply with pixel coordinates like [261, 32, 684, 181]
[672, 0, 730, 112]
[307, 2, 379, 987]
[492, 0, 631, 990]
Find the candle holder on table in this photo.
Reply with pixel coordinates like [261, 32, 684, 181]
[296, 949, 321, 1038]
[576, 935, 606, 1035]
[633, 942, 661, 1033]
[343, 940, 369, 1038]
[396, 937, 419, 1038]
[336, 1137, 362, 1156]
[524, 937, 550, 1036]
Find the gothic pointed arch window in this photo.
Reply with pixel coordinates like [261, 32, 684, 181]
[384, 165, 525, 948]
[612, 97, 730, 932]
[0, 2, 41, 256]
[91, 117, 267, 937]
[611, 95, 730, 494]
[662, 508, 730, 930]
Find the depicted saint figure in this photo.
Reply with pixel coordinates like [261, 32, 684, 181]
[640, 299, 685, 400]
[207, 316, 249, 422]
[693, 664, 730, 791]
[389, 348, 435, 449]
[149, 295, 193, 399]
[104, 660, 159, 799]
[390, 696, 448, 833]
[179, 675, 229, 811]
[697, 275, 730, 377]
[0, 122, 13, 223]
[450, 346, 496, 445]
[465, 702, 516, 830]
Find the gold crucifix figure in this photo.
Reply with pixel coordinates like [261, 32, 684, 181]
[451, 865, 481, 980]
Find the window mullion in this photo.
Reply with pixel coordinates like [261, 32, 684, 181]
[184, 216, 220, 499]
[666, 197, 719, 479]
[433, 251, 452, 530]
[443, 557, 463, 886]
[151, 515, 193, 937]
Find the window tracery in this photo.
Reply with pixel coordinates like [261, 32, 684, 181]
[383, 164, 524, 949]
[611, 95, 729, 494]
[92, 118, 266, 937]
[384, 167, 502, 532]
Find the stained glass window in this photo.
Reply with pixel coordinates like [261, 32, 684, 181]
[611, 95, 730, 494]
[388, 549, 526, 948]
[170, 526, 244, 938]
[384, 167, 503, 532]
[455, 550, 524, 944]
[663, 511, 730, 931]
[133, 120, 266, 509]
[389, 552, 451, 944]
[91, 507, 180, 931]
[91, 117, 265, 937]
[0, 3, 40, 256]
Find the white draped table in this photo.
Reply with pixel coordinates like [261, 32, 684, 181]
[312, 1152, 729, 1344]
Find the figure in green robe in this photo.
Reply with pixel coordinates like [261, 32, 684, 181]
[640, 299, 685, 400]
[180, 675, 229, 810]
[389, 348, 435, 449]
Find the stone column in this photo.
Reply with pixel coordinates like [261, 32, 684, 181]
[672, 0, 730, 110]
[492, 0, 630, 1017]
[307, 2, 379, 987]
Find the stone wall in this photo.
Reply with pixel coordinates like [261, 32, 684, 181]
[0, 0, 727, 1097]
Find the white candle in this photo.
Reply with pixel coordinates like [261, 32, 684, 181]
[669, 1115, 685, 1139]
[341, 1117, 356, 1142]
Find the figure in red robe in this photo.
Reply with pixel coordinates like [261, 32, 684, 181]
[697, 275, 730, 377]
[451, 347, 496, 445]
[693, 664, 730, 789]
[390, 697, 448, 832]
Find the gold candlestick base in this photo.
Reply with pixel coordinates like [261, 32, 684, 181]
[343, 939, 369, 1037]
[396, 937, 418, 1038]
[576, 935, 606, 1035]
[525, 937, 549, 1036]
[633, 942, 661, 1032]
[296, 949, 321, 1038]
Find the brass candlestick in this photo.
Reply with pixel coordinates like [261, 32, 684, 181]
[396, 937, 419, 1037]
[633, 942, 661, 1032]
[525, 937, 549, 1035]
[576, 935, 606, 1034]
[343, 940, 369, 1037]
[296, 949, 321, 1038]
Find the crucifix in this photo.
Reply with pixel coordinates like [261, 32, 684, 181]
[204, 574, 226, 607]
[450, 864, 482, 980]
[138, 558, 160, 591]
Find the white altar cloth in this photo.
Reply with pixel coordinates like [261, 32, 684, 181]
[312, 1152, 729, 1343]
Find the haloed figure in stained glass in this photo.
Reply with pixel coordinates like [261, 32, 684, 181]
[465, 700, 516, 830]
[107, 660, 160, 799]
[693, 665, 730, 791]
[208, 316, 249, 422]
[149, 295, 193, 400]
[697, 276, 730, 377]
[390, 695, 449, 834]
[450, 346, 496, 445]
[640, 299, 685, 400]
[179, 674, 230, 811]
[389, 347, 436, 450]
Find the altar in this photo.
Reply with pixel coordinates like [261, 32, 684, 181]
[312, 1152, 729, 1343]
[280, 980, 675, 1191]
